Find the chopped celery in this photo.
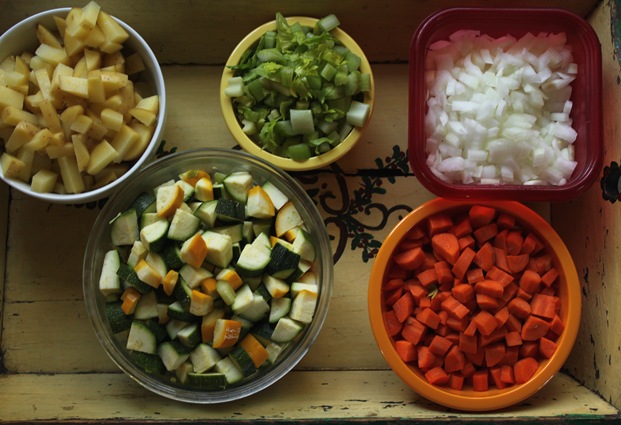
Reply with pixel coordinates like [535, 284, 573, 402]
[226, 12, 372, 161]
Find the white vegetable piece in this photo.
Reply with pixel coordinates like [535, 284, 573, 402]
[425, 30, 578, 186]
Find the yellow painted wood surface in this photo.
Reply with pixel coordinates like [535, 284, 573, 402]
[1, 0, 620, 422]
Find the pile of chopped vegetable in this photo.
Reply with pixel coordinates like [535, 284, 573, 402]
[425, 30, 578, 186]
[225, 13, 372, 161]
[382, 205, 565, 391]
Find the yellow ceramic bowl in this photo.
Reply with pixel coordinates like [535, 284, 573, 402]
[220, 16, 374, 171]
[368, 198, 581, 411]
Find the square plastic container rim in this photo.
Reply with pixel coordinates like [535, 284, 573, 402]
[408, 7, 603, 202]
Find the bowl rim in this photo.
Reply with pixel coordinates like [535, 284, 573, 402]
[220, 15, 375, 171]
[368, 198, 581, 411]
[83, 147, 334, 403]
[407, 7, 603, 202]
[0, 7, 167, 204]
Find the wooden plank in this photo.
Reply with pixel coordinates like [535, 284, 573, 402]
[0, 0, 599, 64]
[552, 0, 621, 410]
[0, 371, 617, 423]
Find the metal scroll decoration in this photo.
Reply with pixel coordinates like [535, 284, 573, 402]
[295, 145, 412, 264]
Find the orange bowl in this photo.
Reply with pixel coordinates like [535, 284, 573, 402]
[368, 198, 580, 411]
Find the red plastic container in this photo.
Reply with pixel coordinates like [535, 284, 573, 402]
[408, 8, 602, 202]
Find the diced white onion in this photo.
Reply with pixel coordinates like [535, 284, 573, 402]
[425, 31, 577, 186]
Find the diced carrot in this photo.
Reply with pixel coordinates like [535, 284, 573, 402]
[384, 278, 405, 291]
[500, 364, 515, 384]
[539, 336, 558, 359]
[507, 254, 529, 273]
[431, 232, 460, 265]
[458, 235, 476, 251]
[383, 310, 403, 337]
[384, 286, 404, 306]
[428, 213, 453, 236]
[446, 316, 468, 332]
[398, 239, 425, 251]
[421, 252, 438, 270]
[416, 307, 441, 330]
[406, 225, 426, 241]
[467, 267, 485, 284]
[516, 287, 533, 301]
[485, 343, 506, 367]
[533, 254, 553, 274]
[521, 233, 544, 255]
[435, 323, 450, 337]
[549, 314, 565, 336]
[416, 267, 438, 288]
[473, 242, 495, 271]
[507, 297, 531, 319]
[474, 279, 504, 299]
[501, 346, 520, 366]
[419, 296, 431, 309]
[478, 326, 506, 348]
[472, 369, 490, 391]
[120, 287, 141, 315]
[459, 332, 478, 354]
[494, 229, 509, 250]
[448, 373, 465, 390]
[425, 366, 450, 385]
[395, 340, 417, 363]
[434, 261, 454, 285]
[496, 213, 516, 230]
[387, 263, 408, 280]
[490, 366, 507, 389]
[466, 347, 485, 367]
[463, 319, 478, 337]
[521, 315, 551, 341]
[494, 306, 510, 327]
[451, 284, 475, 305]
[402, 317, 427, 345]
[393, 292, 414, 323]
[437, 310, 449, 325]
[444, 345, 467, 373]
[408, 282, 428, 304]
[519, 269, 542, 294]
[520, 341, 539, 358]
[451, 247, 476, 280]
[474, 223, 498, 244]
[469, 205, 496, 228]
[393, 246, 426, 270]
[505, 330, 523, 347]
[514, 357, 539, 384]
[239, 333, 269, 368]
[454, 216, 473, 238]
[462, 361, 477, 378]
[541, 267, 559, 287]
[473, 310, 498, 336]
[429, 335, 453, 356]
[487, 265, 514, 287]
[417, 345, 436, 370]
[430, 291, 451, 312]
[476, 293, 500, 311]
[505, 313, 523, 333]
[505, 230, 524, 255]
[441, 295, 470, 319]
[530, 293, 557, 319]
[493, 247, 510, 273]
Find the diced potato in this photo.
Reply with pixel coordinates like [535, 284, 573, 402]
[72, 134, 91, 172]
[0, 85, 25, 110]
[34, 43, 70, 66]
[86, 70, 106, 103]
[100, 70, 128, 93]
[0, 152, 26, 178]
[57, 154, 85, 193]
[73, 56, 89, 78]
[39, 99, 63, 133]
[125, 121, 154, 161]
[65, 8, 89, 40]
[100, 107, 124, 132]
[31, 169, 58, 193]
[23, 128, 54, 151]
[79, 1, 101, 32]
[87, 139, 117, 175]
[37, 24, 62, 48]
[14, 148, 34, 182]
[1, 106, 38, 127]
[129, 107, 156, 127]
[59, 75, 90, 99]
[125, 52, 145, 75]
[63, 30, 87, 57]
[70, 114, 93, 134]
[5, 120, 40, 152]
[34, 67, 53, 100]
[84, 25, 106, 49]
[134, 95, 159, 114]
[84, 49, 102, 71]
[96, 10, 129, 44]
[59, 104, 84, 137]
[110, 124, 139, 162]
[46, 143, 75, 159]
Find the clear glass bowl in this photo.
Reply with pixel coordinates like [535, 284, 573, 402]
[83, 148, 333, 403]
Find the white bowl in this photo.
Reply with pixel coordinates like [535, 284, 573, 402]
[0, 8, 166, 204]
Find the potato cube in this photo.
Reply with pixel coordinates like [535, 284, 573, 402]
[100, 71, 128, 93]
[79, 1, 101, 32]
[134, 95, 159, 114]
[101, 107, 124, 132]
[58, 154, 85, 193]
[110, 124, 139, 162]
[39, 99, 63, 133]
[96, 10, 129, 44]
[63, 30, 87, 57]
[34, 67, 53, 100]
[70, 114, 93, 134]
[125, 52, 145, 75]
[72, 134, 91, 172]
[34, 43, 70, 66]
[59, 75, 90, 99]
[46, 143, 75, 159]
[0, 85, 25, 110]
[129, 107, 156, 127]
[5, 120, 40, 152]
[1, 106, 39, 127]
[37, 24, 62, 48]
[0, 152, 26, 178]
[65, 8, 89, 40]
[31, 169, 58, 193]
[87, 139, 117, 175]
[125, 121, 154, 160]
[84, 49, 102, 71]
[86, 109, 109, 140]
[84, 25, 106, 49]
[14, 147, 35, 182]
[73, 56, 88, 78]
[23, 128, 54, 151]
